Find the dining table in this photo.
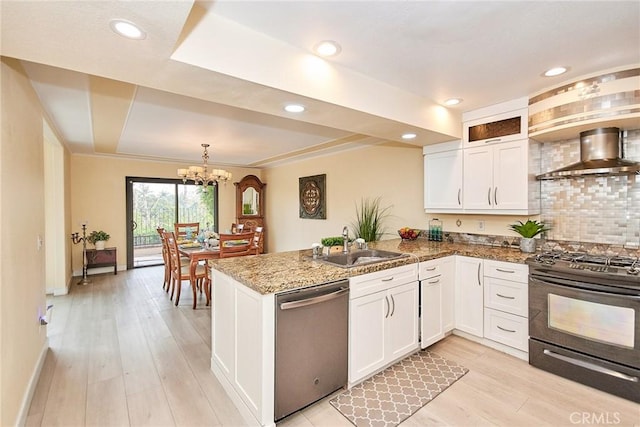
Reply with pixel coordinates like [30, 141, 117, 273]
[178, 243, 220, 308]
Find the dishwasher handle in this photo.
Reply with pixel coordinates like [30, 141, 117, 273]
[279, 287, 349, 310]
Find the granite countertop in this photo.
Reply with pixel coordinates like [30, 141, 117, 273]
[209, 238, 532, 295]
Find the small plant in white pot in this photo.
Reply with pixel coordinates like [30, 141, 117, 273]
[509, 220, 549, 253]
[88, 230, 110, 250]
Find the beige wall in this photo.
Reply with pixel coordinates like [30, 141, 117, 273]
[0, 57, 49, 426]
[263, 143, 432, 252]
[70, 155, 261, 271]
[263, 143, 537, 252]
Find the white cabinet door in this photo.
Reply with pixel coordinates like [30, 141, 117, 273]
[440, 256, 455, 332]
[420, 275, 443, 348]
[463, 146, 493, 210]
[349, 290, 387, 384]
[463, 140, 536, 213]
[212, 271, 235, 378]
[454, 256, 484, 337]
[387, 282, 419, 359]
[492, 140, 528, 210]
[424, 149, 463, 211]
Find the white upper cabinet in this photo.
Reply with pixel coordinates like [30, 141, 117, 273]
[461, 98, 540, 215]
[423, 141, 463, 212]
[462, 98, 528, 147]
[463, 139, 537, 213]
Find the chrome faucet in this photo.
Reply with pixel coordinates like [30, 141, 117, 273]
[342, 226, 349, 254]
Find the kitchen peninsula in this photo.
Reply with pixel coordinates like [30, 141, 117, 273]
[208, 238, 530, 426]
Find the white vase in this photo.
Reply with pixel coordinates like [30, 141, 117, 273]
[519, 238, 536, 253]
[95, 240, 106, 250]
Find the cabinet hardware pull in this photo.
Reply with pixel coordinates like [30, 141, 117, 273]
[477, 263, 481, 286]
[496, 293, 515, 299]
[427, 279, 440, 284]
[497, 325, 516, 333]
[280, 288, 349, 310]
[385, 296, 390, 318]
[390, 294, 395, 317]
[487, 188, 492, 205]
[543, 349, 639, 383]
[496, 268, 515, 273]
[485, 138, 501, 144]
[494, 187, 498, 205]
[457, 188, 461, 205]
[381, 277, 394, 282]
[426, 267, 436, 271]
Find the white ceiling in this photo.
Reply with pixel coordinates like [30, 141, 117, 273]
[2, 0, 639, 167]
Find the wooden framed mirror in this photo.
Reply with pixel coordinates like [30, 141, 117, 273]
[234, 175, 266, 252]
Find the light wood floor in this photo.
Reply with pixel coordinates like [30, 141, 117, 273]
[27, 266, 639, 427]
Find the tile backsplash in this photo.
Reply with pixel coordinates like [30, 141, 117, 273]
[540, 128, 640, 248]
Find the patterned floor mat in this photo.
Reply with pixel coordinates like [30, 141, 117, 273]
[329, 350, 468, 427]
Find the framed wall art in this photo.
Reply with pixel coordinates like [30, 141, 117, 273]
[299, 174, 326, 219]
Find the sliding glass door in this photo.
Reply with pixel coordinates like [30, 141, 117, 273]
[125, 177, 218, 269]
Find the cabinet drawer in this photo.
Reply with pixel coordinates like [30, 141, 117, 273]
[350, 264, 418, 299]
[484, 276, 528, 317]
[418, 259, 441, 280]
[484, 260, 528, 282]
[483, 308, 528, 352]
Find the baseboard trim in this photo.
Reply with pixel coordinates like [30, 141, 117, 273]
[15, 338, 49, 426]
[452, 329, 528, 361]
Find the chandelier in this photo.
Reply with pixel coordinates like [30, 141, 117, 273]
[177, 143, 232, 192]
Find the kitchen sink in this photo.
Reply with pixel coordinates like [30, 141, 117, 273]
[317, 249, 408, 268]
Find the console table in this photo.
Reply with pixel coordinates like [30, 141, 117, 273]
[86, 247, 117, 275]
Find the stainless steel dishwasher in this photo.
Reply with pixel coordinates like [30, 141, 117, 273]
[274, 279, 349, 421]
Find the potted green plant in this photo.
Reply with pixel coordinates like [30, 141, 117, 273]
[350, 197, 392, 242]
[321, 236, 345, 255]
[88, 230, 110, 250]
[509, 220, 549, 253]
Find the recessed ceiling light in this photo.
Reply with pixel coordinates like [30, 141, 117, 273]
[543, 66, 568, 77]
[284, 104, 305, 113]
[314, 40, 341, 57]
[444, 98, 463, 106]
[110, 19, 146, 40]
[401, 133, 417, 140]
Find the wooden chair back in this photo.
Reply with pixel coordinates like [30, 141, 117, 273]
[157, 227, 170, 291]
[251, 226, 264, 255]
[219, 231, 256, 258]
[174, 222, 200, 239]
[231, 223, 244, 233]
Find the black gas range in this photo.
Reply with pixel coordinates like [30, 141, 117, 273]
[526, 251, 640, 294]
[526, 250, 640, 403]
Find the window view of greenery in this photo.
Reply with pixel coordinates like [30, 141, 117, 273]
[133, 182, 217, 248]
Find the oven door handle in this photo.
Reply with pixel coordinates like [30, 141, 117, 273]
[530, 276, 640, 299]
[543, 349, 639, 383]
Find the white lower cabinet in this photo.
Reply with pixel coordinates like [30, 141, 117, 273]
[419, 256, 454, 348]
[210, 269, 274, 426]
[349, 265, 419, 385]
[483, 260, 529, 352]
[483, 308, 528, 351]
[454, 256, 484, 337]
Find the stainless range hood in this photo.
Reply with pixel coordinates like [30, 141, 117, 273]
[537, 127, 640, 180]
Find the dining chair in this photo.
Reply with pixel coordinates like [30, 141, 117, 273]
[251, 226, 264, 255]
[156, 227, 171, 291]
[231, 223, 244, 233]
[174, 222, 200, 240]
[219, 231, 256, 258]
[163, 231, 209, 307]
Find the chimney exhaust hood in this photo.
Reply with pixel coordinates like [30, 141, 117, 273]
[536, 127, 640, 180]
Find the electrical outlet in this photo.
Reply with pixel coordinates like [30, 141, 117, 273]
[478, 221, 485, 231]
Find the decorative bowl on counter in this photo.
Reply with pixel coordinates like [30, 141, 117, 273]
[398, 227, 421, 240]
